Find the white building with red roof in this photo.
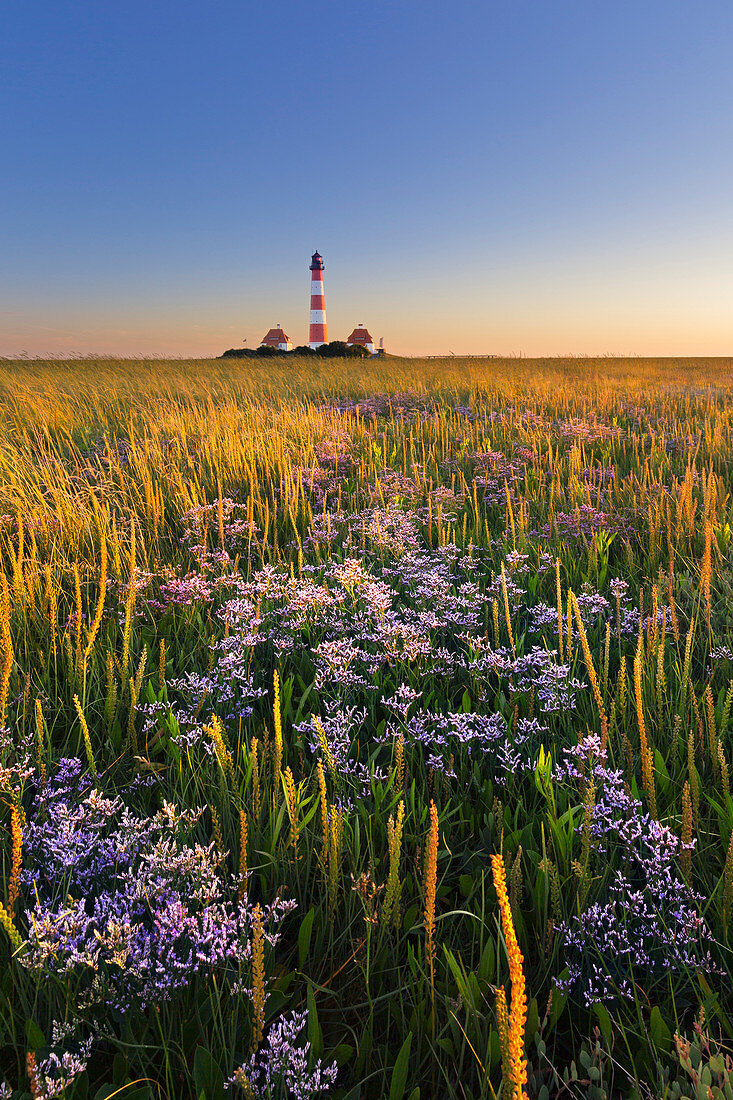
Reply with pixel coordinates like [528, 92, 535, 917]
[259, 325, 293, 351]
[346, 324, 374, 354]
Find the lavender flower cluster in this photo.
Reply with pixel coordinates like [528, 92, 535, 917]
[466, 644, 585, 713]
[228, 1011, 337, 1098]
[537, 503, 631, 542]
[138, 533, 609, 806]
[20, 760, 295, 1018]
[32, 1028, 95, 1099]
[554, 739, 721, 1006]
[296, 704, 386, 799]
[208, 541, 588, 710]
[381, 701, 548, 780]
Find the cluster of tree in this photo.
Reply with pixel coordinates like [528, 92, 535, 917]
[221, 341, 371, 360]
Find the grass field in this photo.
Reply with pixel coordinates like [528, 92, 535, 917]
[1, 354, 733, 1099]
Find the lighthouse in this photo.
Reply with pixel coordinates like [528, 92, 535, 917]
[308, 251, 328, 349]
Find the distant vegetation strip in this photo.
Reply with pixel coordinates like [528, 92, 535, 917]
[221, 340, 371, 359]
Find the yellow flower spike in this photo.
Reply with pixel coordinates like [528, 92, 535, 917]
[0, 573, 13, 727]
[555, 558, 564, 664]
[394, 733, 405, 793]
[158, 637, 167, 694]
[232, 1069, 256, 1099]
[273, 670, 283, 790]
[205, 714, 234, 786]
[382, 799, 405, 926]
[8, 803, 22, 911]
[73, 694, 97, 780]
[314, 716, 337, 783]
[210, 805, 224, 862]
[634, 647, 657, 819]
[719, 739, 730, 798]
[250, 737, 261, 820]
[571, 590, 609, 750]
[34, 698, 47, 792]
[284, 766, 299, 856]
[570, 591, 606, 726]
[0, 899, 23, 955]
[26, 1051, 45, 1100]
[250, 903, 266, 1051]
[316, 760, 329, 857]
[491, 853, 528, 1100]
[238, 809, 248, 900]
[424, 800, 439, 1015]
[500, 564, 516, 659]
[328, 803, 343, 912]
[495, 984, 513, 1100]
[680, 781, 693, 880]
[687, 728, 699, 825]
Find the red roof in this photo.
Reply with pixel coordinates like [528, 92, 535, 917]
[260, 326, 290, 346]
[346, 326, 373, 345]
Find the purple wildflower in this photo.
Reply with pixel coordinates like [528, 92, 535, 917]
[227, 1011, 337, 1098]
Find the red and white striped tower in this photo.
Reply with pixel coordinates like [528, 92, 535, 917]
[308, 251, 328, 348]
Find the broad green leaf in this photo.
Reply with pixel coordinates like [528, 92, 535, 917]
[298, 907, 316, 970]
[192, 1046, 225, 1100]
[308, 983, 323, 1059]
[389, 1031, 413, 1100]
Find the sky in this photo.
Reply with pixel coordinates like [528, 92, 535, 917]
[2, 0, 733, 358]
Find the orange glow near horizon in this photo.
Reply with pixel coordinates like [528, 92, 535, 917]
[3, 308, 732, 361]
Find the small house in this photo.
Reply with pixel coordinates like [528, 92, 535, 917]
[346, 324, 374, 354]
[260, 325, 293, 351]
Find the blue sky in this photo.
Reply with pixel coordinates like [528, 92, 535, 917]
[3, 0, 733, 357]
